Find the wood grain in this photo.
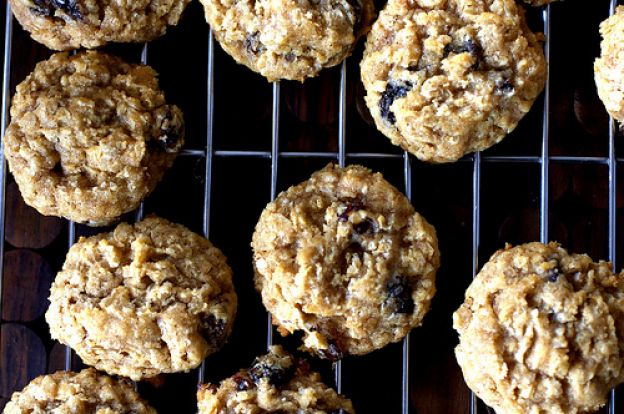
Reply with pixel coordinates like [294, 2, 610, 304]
[5, 182, 63, 249]
[0, 323, 46, 399]
[2, 249, 54, 322]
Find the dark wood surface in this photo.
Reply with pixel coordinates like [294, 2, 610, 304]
[1, 1, 623, 413]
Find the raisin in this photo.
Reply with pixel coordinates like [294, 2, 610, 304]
[30, 0, 52, 16]
[284, 52, 296, 62]
[386, 275, 414, 314]
[317, 342, 343, 361]
[52, 0, 82, 19]
[249, 360, 294, 386]
[444, 38, 482, 70]
[244, 32, 265, 55]
[496, 78, 514, 95]
[547, 270, 560, 282]
[154, 109, 182, 153]
[233, 375, 253, 391]
[379, 81, 412, 125]
[202, 315, 226, 347]
[353, 218, 375, 235]
[337, 199, 364, 222]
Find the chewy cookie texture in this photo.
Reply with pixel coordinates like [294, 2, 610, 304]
[4, 51, 184, 226]
[198, 0, 375, 82]
[9, 0, 190, 50]
[595, 6, 624, 124]
[45, 216, 237, 381]
[454, 242, 624, 414]
[3, 368, 156, 414]
[360, 0, 546, 163]
[252, 164, 439, 359]
[198, 345, 354, 414]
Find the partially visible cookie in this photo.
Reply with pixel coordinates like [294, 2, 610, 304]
[4, 51, 184, 226]
[523, 0, 559, 6]
[595, 6, 624, 123]
[360, 0, 546, 163]
[252, 164, 439, 358]
[3, 368, 155, 414]
[9, 0, 190, 50]
[453, 242, 624, 414]
[197, 345, 355, 414]
[198, 0, 375, 82]
[45, 216, 237, 381]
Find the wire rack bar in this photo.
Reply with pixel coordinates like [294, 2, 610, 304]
[540, 6, 551, 247]
[608, 1, 618, 411]
[470, 149, 481, 414]
[0, 2, 13, 354]
[266, 81, 280, 350]
[135, 43, 149, 223]
[402, 152, 412, 414]
[197, 30, 216, 386]
[333, 61, 348, 396]
[208, 150, 620, 164]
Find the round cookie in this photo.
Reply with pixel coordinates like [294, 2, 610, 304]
[198, 345, 355, 414]
[4, 51, 184, 226]
[453, 242, 624, 414]
[360, 0, 547, 163]
[252, 164, 439, 359]
[522, 0, 558, 5]
[198, 0, 375, 82]
[9, 0, 190, 51]
[595, 6, 624, 123]
[3, 368, 155, 414]
[45, 216, 237, 381]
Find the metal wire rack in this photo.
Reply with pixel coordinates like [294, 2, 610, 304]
[0, 1, 622, 413]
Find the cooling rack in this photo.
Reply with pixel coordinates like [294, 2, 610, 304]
[0, 1, 622, 413]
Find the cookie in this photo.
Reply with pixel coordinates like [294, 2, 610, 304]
[252, 164, 439, 358]
[198, 0, 375, 82]
[453, 242, 624, 414]
[9, 0, 190, 50]
[595, 6, 624, 123]
[197, 345, 355, 414]
[3, 368, 155, 414]
[360, 0, 547, 163]
[4, 51, 184, 226]
[45, 216, 237, 381]
[523, 0, 559, 6]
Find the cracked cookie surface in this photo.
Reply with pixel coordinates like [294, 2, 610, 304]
[45, 216, 237, 381]
[595, 6, 624, 124]
[197, 345, 354, 414]
[360, 0, 546, 163]
[198, 0, 375, 82]
[4, 51, 184, 226]
[9, 0, 190, 50]
[453, 242, 624, 414]
[252, 164, 439, 358]
[3, 368, 155, 414]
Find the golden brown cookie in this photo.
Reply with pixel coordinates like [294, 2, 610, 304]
[198, 0, 375, 82]
[453, 242, 624, 414]
[523, 0, 559, 6]
[595, 6, 624, 123]
[252, 164, 439, 359]
[3, 368, 155, 414]
[197, 345, 355, 414]
[9, 0, 190, 50]
[45, 216, 237, 381]
[360, 0, 546, 163]
[4, 51, 184, 226]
